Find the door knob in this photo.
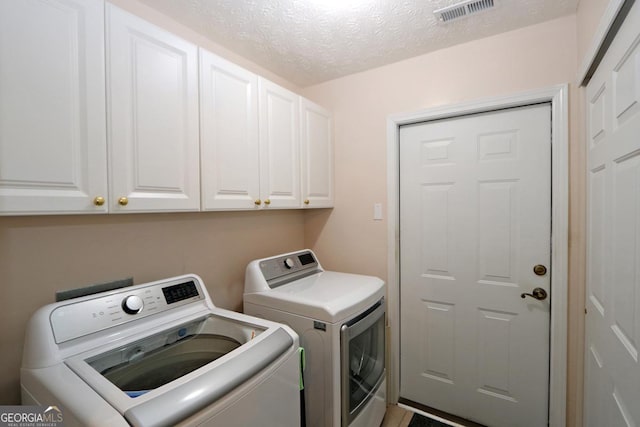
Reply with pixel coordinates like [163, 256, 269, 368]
[521, 287, 548, 301]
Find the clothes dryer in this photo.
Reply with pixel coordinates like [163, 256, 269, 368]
[244, 250, 386, 427]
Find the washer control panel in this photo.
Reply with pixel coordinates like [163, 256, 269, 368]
[50, 277, 204, 343]
[259, 250, 321, 288]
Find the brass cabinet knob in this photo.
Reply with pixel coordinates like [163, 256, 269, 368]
[254, 199, 261, 206]
[304, 199, 310, 205]
[93, 196, 105, 206]
[118, 197, 129, 206]
[264, 199, 271, 205]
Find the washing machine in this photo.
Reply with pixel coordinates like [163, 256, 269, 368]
[21, 274, 301, 427]
[244, 250, 387, 427]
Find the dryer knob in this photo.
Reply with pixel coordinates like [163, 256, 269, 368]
[284, 258, 295, 269]
[122, 295, 144, 315]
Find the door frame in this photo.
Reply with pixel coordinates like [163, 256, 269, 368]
[386, 84, 569, 426]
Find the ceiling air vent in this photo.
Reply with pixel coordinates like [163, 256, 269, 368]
[435, 0, 495, 23]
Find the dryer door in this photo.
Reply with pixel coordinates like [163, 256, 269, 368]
[340, 299, 386, 427]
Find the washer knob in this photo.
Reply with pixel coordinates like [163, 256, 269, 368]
[122, 295, 144, 315]
[284, 258, 295, 269]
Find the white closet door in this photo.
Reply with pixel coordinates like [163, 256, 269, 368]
[258, 78, 300, 209]
[200, 49, 260, 210]
[0, 0, 107, 215]
[106, 4, 200, 213]
[584, 1, 640, 426]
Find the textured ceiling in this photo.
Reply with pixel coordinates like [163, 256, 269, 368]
[138, 0, 579, 87]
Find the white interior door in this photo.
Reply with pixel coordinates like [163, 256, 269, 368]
[399, 104, 551, 427]
[584, 1, 640, 426]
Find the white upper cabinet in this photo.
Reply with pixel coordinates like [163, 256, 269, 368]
[0, 0, 108, 215]
[200, 49, 260, 210]
[258, 78, 301, 209]
[300, 98, 333, 208]
[106, 4, 200, 213]
[0, 2, 332, 216]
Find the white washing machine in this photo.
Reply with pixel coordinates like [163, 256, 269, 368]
[244, 250, 386, 427]
[21, 274, 301, 427]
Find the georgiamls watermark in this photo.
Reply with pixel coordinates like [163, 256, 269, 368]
[0, 406, 64, 427]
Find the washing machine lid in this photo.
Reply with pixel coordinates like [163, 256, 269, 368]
[244, 271, 385, 323]
[65, 311, 295, 427]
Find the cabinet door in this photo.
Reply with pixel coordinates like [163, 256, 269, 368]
[200, 49, 260, 210]
[106, 4, 200, 213]
[300, 98, 333, 208]
[0, 0, 107, 215]
[258, 78, 301, 209]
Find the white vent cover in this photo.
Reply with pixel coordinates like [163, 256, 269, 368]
[435, 0, 496, 23]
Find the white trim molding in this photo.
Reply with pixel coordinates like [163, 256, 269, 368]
[386, 84, 569, 427]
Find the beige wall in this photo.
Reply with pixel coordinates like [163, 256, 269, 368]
[302, 14, 583, 426]
[0, 211, 305, 403]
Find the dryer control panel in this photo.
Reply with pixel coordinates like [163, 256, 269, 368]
[259, 250, 322, 288]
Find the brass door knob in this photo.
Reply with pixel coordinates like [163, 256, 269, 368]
[304, 199, 310, 205]
[118, 197, 129, 206]
[254, 199, 262, 206]
[264, 199, 271, 205]
[521, 288, 548, 301]
[93, 196, 105, 206]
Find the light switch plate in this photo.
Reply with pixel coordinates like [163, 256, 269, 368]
[374, 203, 383, 220]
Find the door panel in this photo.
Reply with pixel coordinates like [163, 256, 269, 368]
[107, 4, 200, 213]
[258, 78, 300, 208]
[0, 0, 107, 214]
[585, 2, 640, 426]
[300, 98, 334, 208]
[400, 104, 551, 427]
[200, 49, 260, 210]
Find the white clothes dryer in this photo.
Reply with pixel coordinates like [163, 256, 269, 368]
[244, 250, 386, 427]
[21, 274, 301, 427]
